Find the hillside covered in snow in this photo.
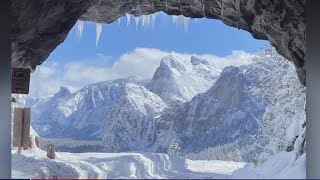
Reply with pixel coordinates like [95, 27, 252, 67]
[27, 49, 305, 163]
[11, 47, 306, 179]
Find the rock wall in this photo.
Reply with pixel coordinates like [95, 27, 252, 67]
[11, 0, 306, 85]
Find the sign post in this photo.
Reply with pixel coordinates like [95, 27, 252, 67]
[12, 107, 31, 153]
[47, 144, 55, 159]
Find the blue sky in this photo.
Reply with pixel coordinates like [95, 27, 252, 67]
[32, 12, 268, 97]
[48, 12, 267, 65]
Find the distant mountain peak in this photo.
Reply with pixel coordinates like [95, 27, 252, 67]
[53, 86, 71, 98]
[159, 55, 186, 72]
[190, 56, 209, 65]
[149, 55, 220, 105]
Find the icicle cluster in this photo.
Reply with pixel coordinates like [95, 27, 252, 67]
[172, 15, 189, 31]
[124, 13, 158, 30]
[76, 12, 191, 45]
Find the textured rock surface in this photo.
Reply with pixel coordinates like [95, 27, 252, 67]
[11, 0, 98, 69]
[148, 55, 220, 105]
[12, 0, 306, 84]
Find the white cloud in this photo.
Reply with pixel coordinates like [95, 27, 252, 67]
[30, 48, 256, 97]
[112, 48, 168, 79]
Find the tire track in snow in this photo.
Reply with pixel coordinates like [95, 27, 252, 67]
[13, 150, 244, 179]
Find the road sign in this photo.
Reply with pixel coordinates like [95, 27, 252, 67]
[11, 68, 31, 94]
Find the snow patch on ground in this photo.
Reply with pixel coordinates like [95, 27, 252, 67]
[12, 149, 245, 179]
[231, 151, 306, 179]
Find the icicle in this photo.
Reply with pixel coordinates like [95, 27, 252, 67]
[118, 17, 121, 26]
[151, 13, 157, 30]
[172, 16, 179, 29]
[135, 16, 140, 30]
[76, 20, 84, 40]
[126, 14, 131, 26]
[138, 13, 158, 30]
[183, 17, 189, 32]
[145, 15, 152, 29]
[172, 15, 189, 32]
[95, 23, 102, 47]
[142, 15, 145, 28]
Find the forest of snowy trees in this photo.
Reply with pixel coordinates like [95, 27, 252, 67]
[40, 138, 105, 153]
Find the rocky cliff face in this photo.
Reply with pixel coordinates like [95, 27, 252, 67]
[152, 65, 266, 160]
[12, 0, 306, 84]
[148, 55, 220, 105]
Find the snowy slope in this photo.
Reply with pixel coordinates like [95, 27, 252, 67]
[32, 79, 167, 144]
[101, 83, 167, 152]
[18, 48, 306, 178]
[30, 55, 222, 153]
[29, 49, 305, 165]
[152, 65, 267, 161]
[232, 151, 306, 179]
[12, 148, 245, 179]
[148, 55, 221, 105]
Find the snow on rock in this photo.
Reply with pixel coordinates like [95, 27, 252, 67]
[148, 55, 220, 105]
[28, 49, 306, 174]
[152, 65, 266, 161]
[101, 83, 168, 152]
[31, 78, 168, 151]
[12, 148, 245, 179]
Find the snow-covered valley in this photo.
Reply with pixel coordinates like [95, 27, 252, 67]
[12, 48, 306, 179]
[12, 148, 305, 179]
[12, 148, 245, 179]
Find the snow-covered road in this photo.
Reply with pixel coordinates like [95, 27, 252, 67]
[12, 148, 245, 179]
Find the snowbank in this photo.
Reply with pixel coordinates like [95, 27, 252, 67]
[231, 151, 306, 179]
[12, 148, 245, 179]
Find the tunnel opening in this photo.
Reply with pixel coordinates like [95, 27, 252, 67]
[11, 1, 306, 178]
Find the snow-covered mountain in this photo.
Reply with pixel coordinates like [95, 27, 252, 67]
[32, 79, 167, 145]
[148, 55, 220, 105]
[28, 50, 305, 164]
[30, 55, 222, 144]
[151, 65, 267, 161]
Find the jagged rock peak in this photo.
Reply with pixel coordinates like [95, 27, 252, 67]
[191, 56, 209, 65]
[159, 55, 187, 71]
[53, 86, 71, 98]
